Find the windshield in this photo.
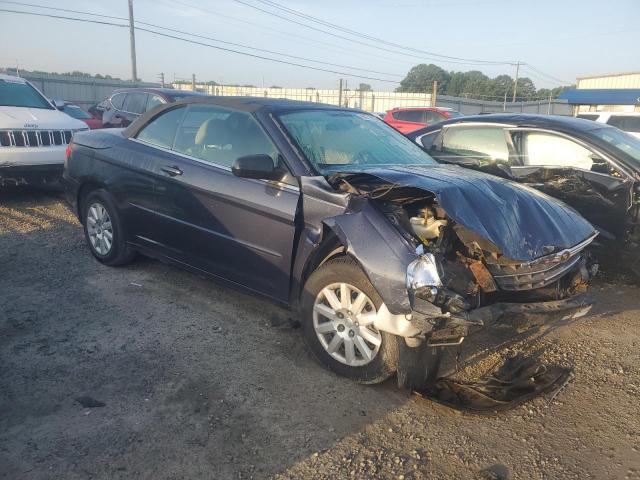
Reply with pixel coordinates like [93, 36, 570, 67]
[278, 110, 438, 174]
[447, 110, 463, 118]
[63, 105, 92, 119]
[591, 127, 640, 164]
[0, 78, 53, 109]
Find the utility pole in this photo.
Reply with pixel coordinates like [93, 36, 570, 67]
[128, 0, 137, 82]
[432, 80, 438, 107]
[158, 73, 165, 88]
[192, 73, 196, 91]
[338, 78, 343, 108]
[512, 61, 521, 103]
[503, 91, 507, 111]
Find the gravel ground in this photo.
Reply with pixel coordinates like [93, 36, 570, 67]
[1, 187, 639, 480]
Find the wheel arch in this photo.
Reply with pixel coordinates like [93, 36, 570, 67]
[77, 180, 107, 224]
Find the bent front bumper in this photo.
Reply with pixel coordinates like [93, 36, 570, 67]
[397, 293, 593, 389]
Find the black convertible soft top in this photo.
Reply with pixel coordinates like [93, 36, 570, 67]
[124, 96, 354, 138]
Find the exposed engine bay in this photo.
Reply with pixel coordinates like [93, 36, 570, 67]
[330, 172, 597, 320]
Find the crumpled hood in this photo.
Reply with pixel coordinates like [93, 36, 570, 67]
[0, 106, 86, 130]
[348, 165, 597, 262]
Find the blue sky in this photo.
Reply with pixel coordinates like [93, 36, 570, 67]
[0, 0, 638, 90]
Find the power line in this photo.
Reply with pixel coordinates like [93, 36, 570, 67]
[133, 20, 403, 78]
[522, 64, 571, 85]
[2, 1, 403, 78]
[1, 2, 573, 88]
[251, 0, 513, 66]
[0, 7, 128, 27]
[0, 8, 401, 84]
[0, 0, 128, 20]
[161, 0, 414, 68]
[134, 26, 400, 83]
[230, 0, 512, 66]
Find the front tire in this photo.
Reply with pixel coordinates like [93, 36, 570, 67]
[300, 256, 399, 384]
[82, 189, 136, 266]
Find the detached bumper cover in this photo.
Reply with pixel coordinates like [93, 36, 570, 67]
[463, 293, 593, 328]
[398, 293, 593, 389]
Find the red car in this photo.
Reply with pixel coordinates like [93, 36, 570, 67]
[383, 107, 462, 134]
[57, 101, 103, 129]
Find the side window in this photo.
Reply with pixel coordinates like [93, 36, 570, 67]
[146, 94, 165, 111]
[425, 111, 444, 125]
[416, 130, 440, 150]
[577, 114, 599, 121]
[397, 110, 424, 123]
[608, 116, 640, 133]
[520, 132, 594, 169]
[110, 93, 126, 110]
[123, 92, 148, 114]
[135, 106, 186, 149]
[173, 104, 278, 168]
[440, 127, 509, 162]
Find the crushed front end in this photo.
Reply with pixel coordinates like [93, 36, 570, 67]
[327, 169, 598, 393]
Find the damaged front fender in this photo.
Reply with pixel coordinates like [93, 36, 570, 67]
[323, 199, 418, 315]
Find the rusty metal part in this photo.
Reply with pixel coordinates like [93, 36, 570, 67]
[467, 258, 498, 293]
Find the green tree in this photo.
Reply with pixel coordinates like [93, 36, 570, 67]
[357, 83, 373, 91]
[491, 74, 514, 99]
[396, 64, 450, 93]
[515, 77, 537, 100]
[445, 71, 466, 96]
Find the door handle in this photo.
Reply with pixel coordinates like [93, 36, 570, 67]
[161, 165, 183, 176]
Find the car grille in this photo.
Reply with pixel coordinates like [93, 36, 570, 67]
[485, 233, 597, 291]
[0, 129, 81, 148]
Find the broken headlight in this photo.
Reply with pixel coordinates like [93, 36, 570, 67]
[407, 253, 471, 315]
[406, 253, 442, 302]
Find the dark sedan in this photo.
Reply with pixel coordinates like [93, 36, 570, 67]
[63, 98, 597, 389]
[407, 114, 640, 275]
[95, 87, 205, 128]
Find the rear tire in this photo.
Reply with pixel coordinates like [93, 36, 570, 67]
[300, 256, 399, 384]
[82, 189, 136, 266]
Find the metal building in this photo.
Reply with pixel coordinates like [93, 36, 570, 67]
[559, 71, 640, 113]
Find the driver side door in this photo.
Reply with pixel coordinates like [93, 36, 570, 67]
[147, 104, 300, 302]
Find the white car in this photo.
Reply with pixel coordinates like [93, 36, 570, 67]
[0, 74, 88, 186]
[577, 111, 640, 138]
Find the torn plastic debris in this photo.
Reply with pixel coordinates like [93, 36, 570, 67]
[414, 352, 573, 413]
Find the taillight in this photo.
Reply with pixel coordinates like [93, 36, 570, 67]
[65, 143, 73, 160]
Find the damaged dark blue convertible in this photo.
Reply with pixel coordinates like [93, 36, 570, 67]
[63, 97, 598, 398]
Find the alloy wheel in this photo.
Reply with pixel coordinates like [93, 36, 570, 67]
[86, 202, 113, 256]
[312, 282, 382, 367]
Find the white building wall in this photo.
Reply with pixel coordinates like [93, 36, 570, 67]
[173, 84, 432, 113]
[577, 72, 640, 89]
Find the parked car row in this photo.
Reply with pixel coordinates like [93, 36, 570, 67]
[2, 72, 636, 393]
[0, 74, 204, 186]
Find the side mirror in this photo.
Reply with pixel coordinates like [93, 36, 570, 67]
[51, 99, 65, 110]
[232, 154, 284, 181]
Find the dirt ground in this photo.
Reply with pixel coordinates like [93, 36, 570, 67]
[1, 187, 639, 480]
